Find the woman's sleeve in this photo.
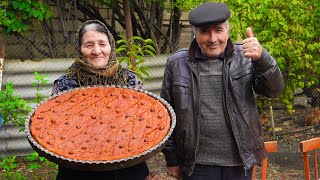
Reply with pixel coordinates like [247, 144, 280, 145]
[126, 70, 144, 90]
[52, 75, 79, 95]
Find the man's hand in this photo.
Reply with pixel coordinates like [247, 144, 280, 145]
[242, 27, 262, 61]
[167, 166, 181, 179]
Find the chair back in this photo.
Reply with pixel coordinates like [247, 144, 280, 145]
[300, 137, 320, 180]
[252, 141, 278, 180]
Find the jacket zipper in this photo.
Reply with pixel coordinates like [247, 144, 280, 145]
[222, 56, 248, 174]
[187, 60, 200, 176]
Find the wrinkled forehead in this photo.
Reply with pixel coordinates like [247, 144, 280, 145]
[77, 22, 111, 48]
[80, 23, 108, 38]
[83, 23, 102, 31]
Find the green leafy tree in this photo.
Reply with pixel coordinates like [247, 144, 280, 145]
[173, 0, 320, 112]
[0, 0, 52, 33]
[225, 0, 320, 112]
[32, 72, 49, 103]
[0, 82, 31, 127]
[0, 72, 49, 128]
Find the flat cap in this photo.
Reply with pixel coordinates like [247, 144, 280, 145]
[188, 2, 230, 27]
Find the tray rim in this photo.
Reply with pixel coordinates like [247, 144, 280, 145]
[25, 85, 176, 170]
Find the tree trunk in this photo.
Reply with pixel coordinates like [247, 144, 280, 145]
[133, 1, 157, 42]
[122, 0, 135, 67]
[57, 0, 69, 57]
[153, 1, 163, 46]
[171, 5, 182, 52]
[123, 0, 133, 39]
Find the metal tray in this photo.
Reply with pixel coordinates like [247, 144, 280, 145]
[25, 85, 176, 171]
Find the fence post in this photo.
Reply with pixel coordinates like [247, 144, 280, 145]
[0, 44, 5, 89]
[0, 57, 3, 90]
[0, 44, 5, 128]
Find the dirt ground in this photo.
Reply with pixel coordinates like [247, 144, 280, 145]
[259, 107, 320, 180]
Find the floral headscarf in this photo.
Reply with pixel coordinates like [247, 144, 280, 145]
[66, 20, 126, 86]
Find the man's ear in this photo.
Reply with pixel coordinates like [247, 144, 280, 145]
[227, 26, 231, 36]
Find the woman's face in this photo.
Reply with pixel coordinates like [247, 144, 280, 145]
[80, 30, 111, 68]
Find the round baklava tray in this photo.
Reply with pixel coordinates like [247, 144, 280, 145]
[25, 85, 176, 171]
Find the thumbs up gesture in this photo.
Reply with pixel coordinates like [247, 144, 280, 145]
[242, 27, 262, 61]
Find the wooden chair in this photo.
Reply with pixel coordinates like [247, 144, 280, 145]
[300, 137, 320, 180]
[252, 141, 278, 180]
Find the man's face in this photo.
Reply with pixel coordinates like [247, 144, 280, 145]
[195, 22, 230, 58]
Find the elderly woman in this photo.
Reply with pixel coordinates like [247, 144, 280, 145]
[52, 20, 149, 180]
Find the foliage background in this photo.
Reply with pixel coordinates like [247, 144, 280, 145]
[175, 0, 320, 111]
[0, 0, 51, 33]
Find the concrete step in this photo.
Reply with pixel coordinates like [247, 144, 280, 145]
[0, 125, 34, 158]
[0, 124, 26, 139]
[3, 59, 73, 73]
[3, 69, 163, 88]
[3, 55, 168, 74]
[2, 72, 62, 87]
[144, 80, 163, 95]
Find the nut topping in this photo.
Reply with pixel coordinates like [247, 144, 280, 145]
[139, 117, 144, 121]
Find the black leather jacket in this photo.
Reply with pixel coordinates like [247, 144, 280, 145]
[160, 39, 284, 176]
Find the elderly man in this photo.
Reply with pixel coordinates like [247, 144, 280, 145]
[160, 2, 284, 180]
